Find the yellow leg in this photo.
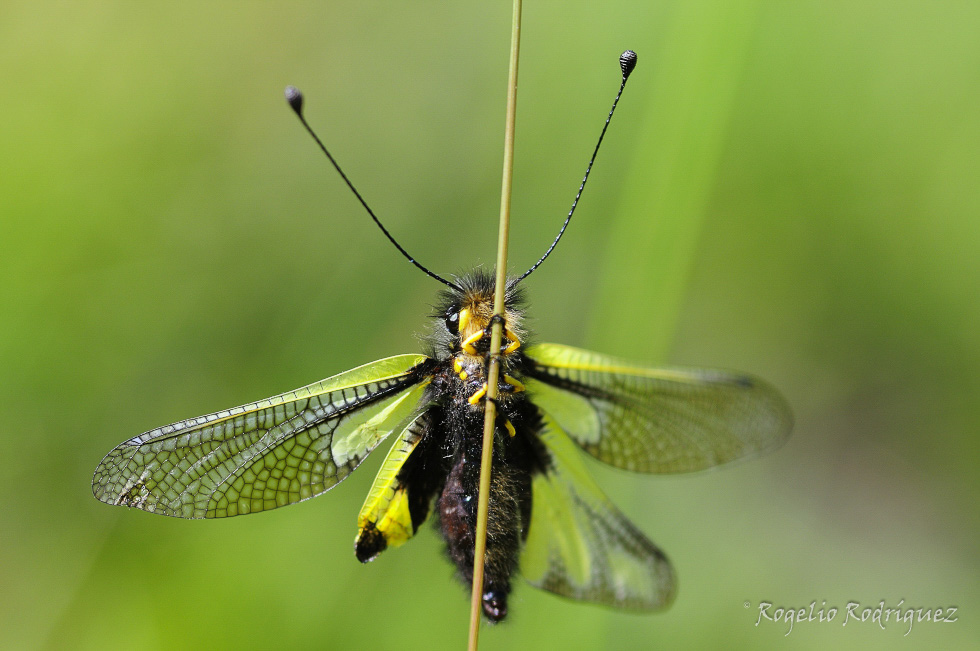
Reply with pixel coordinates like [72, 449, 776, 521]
[503, 328, 521, 354]
[467, 383, 488, 405]
[503, 375, 525, 392]
[461, 331, 483, 355]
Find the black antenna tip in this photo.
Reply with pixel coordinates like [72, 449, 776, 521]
[620, 50, 637, 80]
[285, 85, 304, 116]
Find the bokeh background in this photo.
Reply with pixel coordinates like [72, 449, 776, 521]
[2, 1, 977, 649]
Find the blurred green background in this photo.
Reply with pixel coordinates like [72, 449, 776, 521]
[2, 1, 977, 649]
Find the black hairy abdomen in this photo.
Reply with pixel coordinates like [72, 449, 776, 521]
[400, 388, 544, 622]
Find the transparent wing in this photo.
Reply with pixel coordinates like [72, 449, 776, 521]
[92, 355, 434, 519]
[522, 411, 675, 610]
[524, 343, 792, 473]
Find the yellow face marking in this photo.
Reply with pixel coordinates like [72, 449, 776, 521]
[458, 308, 472, 334]
[504, 419, 516, 438]
[459, 370, 468, 380]
[461, 330, 484, 355]
[453, 358, 463, 373]
[467, 383, 488, 405]
[453, 287, 527, 362]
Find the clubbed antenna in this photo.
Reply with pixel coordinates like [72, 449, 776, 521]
[516, 50, 638, 284]
[285, 86, 462, 292]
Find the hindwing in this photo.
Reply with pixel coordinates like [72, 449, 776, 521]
[355, 407, 435, 561]
[521, 411, 675, 610]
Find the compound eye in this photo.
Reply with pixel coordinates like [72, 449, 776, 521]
[444, 310, 460, 335]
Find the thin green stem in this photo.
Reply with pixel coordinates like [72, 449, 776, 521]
[467, 0, 521, 648]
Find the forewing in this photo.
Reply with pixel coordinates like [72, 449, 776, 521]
[522, 411, 675, 610]
[524, 343, 792, 473]
[92, 355, 433, 518]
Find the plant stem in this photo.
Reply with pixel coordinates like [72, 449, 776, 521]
[467, 0, 522, 648]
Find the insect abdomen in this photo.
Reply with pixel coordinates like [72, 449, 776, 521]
[435, 409, 532, 623]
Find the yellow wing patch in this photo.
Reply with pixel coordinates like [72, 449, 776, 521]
[355, 408, 430, 562]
